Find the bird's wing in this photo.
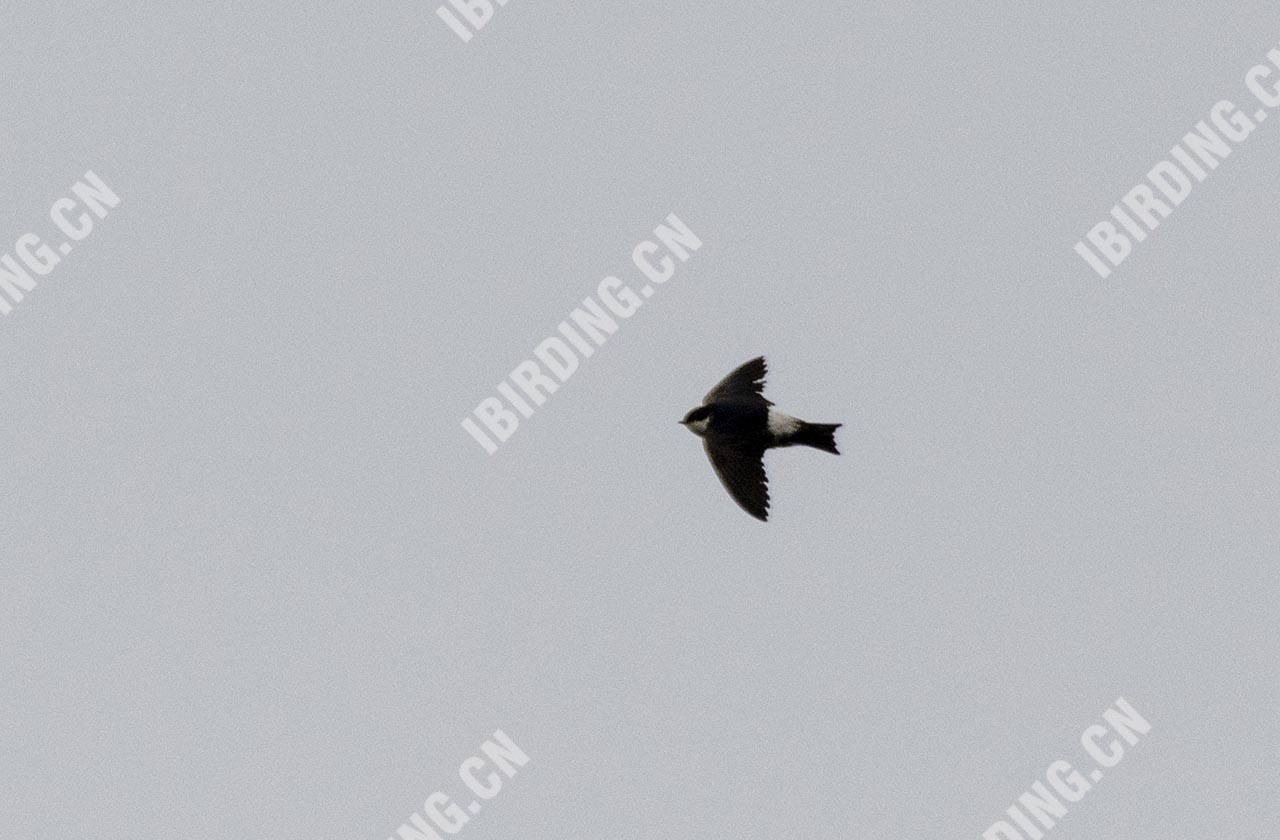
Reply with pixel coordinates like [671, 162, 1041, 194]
[703, 356, 772, 405]
[703, 438, 769, 521]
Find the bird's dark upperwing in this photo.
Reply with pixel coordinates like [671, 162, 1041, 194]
[703, 438, 769, 521]
[703, 356, 773, 406]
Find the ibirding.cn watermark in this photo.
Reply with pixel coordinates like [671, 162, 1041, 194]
[461, 212, 702, 454]
[436, 0, 511, 43]
[1, 170, 119, 319]
[1074, 44, 1280, 279]
[384, 729, 528, 840]
[981, 697, 1150, 840]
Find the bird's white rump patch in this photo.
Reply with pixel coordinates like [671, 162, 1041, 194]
[767, 408, 802, 439]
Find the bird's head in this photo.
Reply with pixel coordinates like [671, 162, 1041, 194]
[679, 405, 713, 437]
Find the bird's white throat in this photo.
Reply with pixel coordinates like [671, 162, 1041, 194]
[686, 416, 711, 436]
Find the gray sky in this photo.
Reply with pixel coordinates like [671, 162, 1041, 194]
[2, 2, 1278, 839]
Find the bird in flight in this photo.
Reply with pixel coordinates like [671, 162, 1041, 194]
[679, 356, 841, 521]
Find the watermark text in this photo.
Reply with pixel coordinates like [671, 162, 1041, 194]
[386, 730, 529, 840]
[982, 697, 1151, 840]
[461, 212, 702, 454]
[1, 170, 119, 318]
[1075, 45, 1280, 278]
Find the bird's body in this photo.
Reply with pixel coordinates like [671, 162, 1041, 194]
[680, 357, 841, 521]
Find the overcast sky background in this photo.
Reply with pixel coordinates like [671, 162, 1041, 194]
[2, 3, 1278, 838]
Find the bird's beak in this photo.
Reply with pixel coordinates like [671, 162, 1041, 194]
[677, 419, 688, 425]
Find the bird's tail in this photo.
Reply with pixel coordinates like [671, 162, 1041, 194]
[794, 422, 841, 455]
